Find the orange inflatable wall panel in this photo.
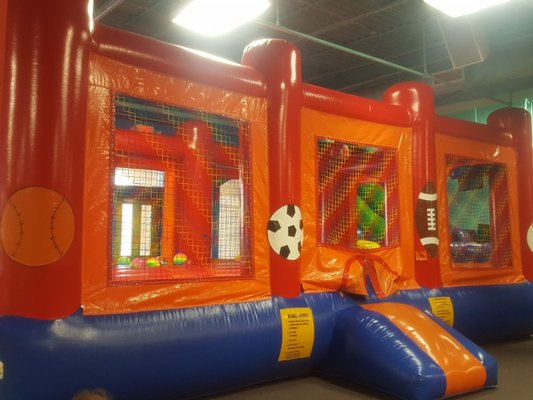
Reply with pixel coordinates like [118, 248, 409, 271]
[435, 134, 525, 287]
[82, 54, 271, 315]
[300, 108, 418, 297]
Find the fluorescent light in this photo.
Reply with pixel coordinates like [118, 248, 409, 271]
[424, 0, 509, 18]
[172, 0, 271, 36]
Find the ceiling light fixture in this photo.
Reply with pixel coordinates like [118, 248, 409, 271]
[172, 0, 271, 36]
[423, 0, 510, 18]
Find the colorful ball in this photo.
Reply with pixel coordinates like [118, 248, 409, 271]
[116, 256, 131, 266]
[146, 257, 160, 267]
[131, 257, 146, 269]
[173, 252, 187, 265]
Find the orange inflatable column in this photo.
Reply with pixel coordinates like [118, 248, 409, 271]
[488, 108, 533, 280]
[384, 82, 442, 288]
[0, 0, 90, 319]
[241, 40, 302, 297]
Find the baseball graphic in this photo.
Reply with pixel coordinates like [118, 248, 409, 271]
[0, 187, 75, 266]
[527, 224, 533, 252]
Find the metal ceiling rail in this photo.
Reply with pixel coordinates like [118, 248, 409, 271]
[293, 0, 412, 41]
[256, 20, 511, 106]
[257, 19, 431, 80]
[94, 0, 124, 22]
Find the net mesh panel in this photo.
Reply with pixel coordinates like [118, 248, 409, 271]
[110, 95, 252, 284]
[446, 155, 511, 268]
[317, 138, 399, 249]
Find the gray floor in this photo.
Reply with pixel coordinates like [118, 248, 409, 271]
[209, 337, 533, 400]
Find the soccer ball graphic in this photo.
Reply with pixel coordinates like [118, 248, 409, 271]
[267, 204, 304, 260]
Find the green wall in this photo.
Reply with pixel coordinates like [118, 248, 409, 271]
[446, 95, 533, 138]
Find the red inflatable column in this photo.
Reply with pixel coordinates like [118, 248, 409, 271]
[0, 0, 6, 107]
[177, 121, 214, 267]
[0, 0, 90, 318]
[241, 40, 302, 297]
[488, 108, 533, 281]
[384, 82, 442, 288]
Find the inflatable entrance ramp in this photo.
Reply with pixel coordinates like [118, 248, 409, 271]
[321, 302, 497, 400]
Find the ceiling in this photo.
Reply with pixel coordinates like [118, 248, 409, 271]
[94, 0, 533, 109]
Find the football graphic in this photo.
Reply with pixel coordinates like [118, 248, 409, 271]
[267, 204, 304, 261]
[415, 181, 439, 258]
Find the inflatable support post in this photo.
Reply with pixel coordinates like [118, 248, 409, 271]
[242, 40, 303, 297]
[385, 83, 442, 288]
[488, 108, 533, 280]
[0, 0, 90, 319]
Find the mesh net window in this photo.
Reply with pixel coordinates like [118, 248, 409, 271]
[317, 138, 399, 250]
[446, 155, 511, 268]
[110, 95, 253, 284]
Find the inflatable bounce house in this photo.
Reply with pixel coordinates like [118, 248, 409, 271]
[1, 1, 532, 399]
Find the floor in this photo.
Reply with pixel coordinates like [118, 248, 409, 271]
[209, 337, 533, 400]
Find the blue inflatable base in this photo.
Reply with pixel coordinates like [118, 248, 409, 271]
[389, 283, 533, 343]
[0, 283, 531, 399]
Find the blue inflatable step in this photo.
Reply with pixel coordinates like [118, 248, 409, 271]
[320, 302, 497, 400]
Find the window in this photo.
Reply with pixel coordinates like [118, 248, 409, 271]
[317, 138, 399, 250]
[119, 203, 133, 257]
[446, 156, 511, 268]
[112, 167, 164, 263]
[215, 179, 243, 260]
[110, 95, 252, 284]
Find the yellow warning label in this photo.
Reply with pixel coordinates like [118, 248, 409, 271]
[0, 360, 4, 380]
[429, 297, 454, 326]
[278, 307, 315, 361]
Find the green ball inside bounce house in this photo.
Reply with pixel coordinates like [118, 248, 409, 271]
[173, 252, 187, 265]
[116, 256, 131, 266]
[146, 257, 161, 267]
